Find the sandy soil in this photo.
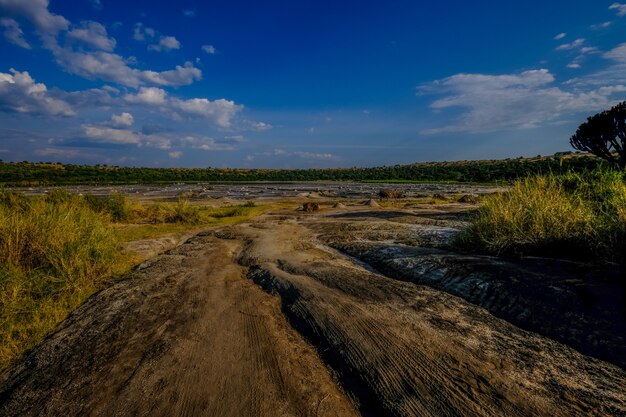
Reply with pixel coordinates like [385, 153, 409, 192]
[1, 203, 625, 417]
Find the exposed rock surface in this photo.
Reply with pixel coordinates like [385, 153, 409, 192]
[1, 205, 624, 417]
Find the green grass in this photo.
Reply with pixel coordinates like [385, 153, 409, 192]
[0, 190, 271, 370]
[455, 170, 626, 266]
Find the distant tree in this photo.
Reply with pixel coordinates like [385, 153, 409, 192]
[570, 101, 626, 169]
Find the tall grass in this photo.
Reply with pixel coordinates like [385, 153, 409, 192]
[0, 191, 122, 368]
[455, 170, 626, 265]
[0, 190, 271, 369]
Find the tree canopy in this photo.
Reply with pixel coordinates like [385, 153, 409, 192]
[570, 102, 626, 170]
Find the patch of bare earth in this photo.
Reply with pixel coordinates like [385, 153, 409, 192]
[1, 205, 625, 417]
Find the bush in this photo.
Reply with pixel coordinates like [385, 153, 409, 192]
[455, 171, 626, 264]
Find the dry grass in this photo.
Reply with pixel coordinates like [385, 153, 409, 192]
[0, 190, 270, 370]
[455, 170, 626, 265]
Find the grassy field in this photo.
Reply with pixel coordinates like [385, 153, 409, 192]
[455, 169, 626, 267]
[0, 190, 270, 370]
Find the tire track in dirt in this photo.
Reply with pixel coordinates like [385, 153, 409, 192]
[237, 217, 626, 417]
[0, 230, 358, 417]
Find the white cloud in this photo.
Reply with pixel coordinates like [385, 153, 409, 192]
[604, 42, 626, 62]
[201, 44, 216, 54]
[179, 135, 238, 151]
[183, 9, 196, 17]
[124, 87, 167, 104]
[123, 88, 244, 128]
[52, 46, 201, 87]
[82, 124, 171, 149]
[418, 69, 626, 134]
[0, 17, 30, 48]
[1, 2, 201, 88]
[567, 63, 581, 69]
[609, 3, 626, 16]
[554, 32, 566, 40]
[34, 147, 91, 158]
[556, 38, 585, 51]
[293, 151, 335, 160]
[169, 151, 182, 158]
[0, 0, 69, 48]
[266, 149, 335, 160]
[0, 68, 75, 116]
[66, 21, 116, 51]
[133, 23, 155, 41]
[590, 21, 612, 30]
[111, 112, 133, 127]
[170, 98, 243, 127]
[246, 121, 272, 131]
[148, 35, 181, 52]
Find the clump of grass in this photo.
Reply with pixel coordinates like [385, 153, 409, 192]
[0, 191, 123, 369]
[163, 198, 202, 224]
[83, 192, 137, 222]
[455, 170, 626, 265]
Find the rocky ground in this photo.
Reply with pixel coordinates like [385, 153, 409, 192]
[1, 198, 625, 417]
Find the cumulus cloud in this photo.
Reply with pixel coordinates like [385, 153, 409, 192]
[201, 44, 216, 54]
[66, 21, 116, 51]
[0, 68, 75, 116]
[148, 35, 181, 52]
[124, 86, 167, 104]
[0, 2, 201, 88]
[169, 151, 182, 158]
[122, 88, 244, 128]
[554, 32, 566, 40]
[111, 112, 133, 127]
[0, 0, 68, 48]
[609, 2, 626, 16]
[0, 17, 30, 48]
[52, 46, 201, 87]
[418, 69, 626, 134]
[170, 98, 242, 127]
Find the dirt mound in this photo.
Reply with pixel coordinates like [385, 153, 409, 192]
[378, 189, 405, 199]
[302, 202, 320, 212]
[458, 194, 479, 203]
[333, 202, 347, 209]
[364, 199, 380, 207]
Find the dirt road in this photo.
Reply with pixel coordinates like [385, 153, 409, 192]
[1, 205, 625, 416]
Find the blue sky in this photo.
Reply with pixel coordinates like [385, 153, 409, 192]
[1, 1, 626, 168]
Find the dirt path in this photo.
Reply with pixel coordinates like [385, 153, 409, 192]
[0, 230, 358, 417]
[1, 207, 625, 416]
